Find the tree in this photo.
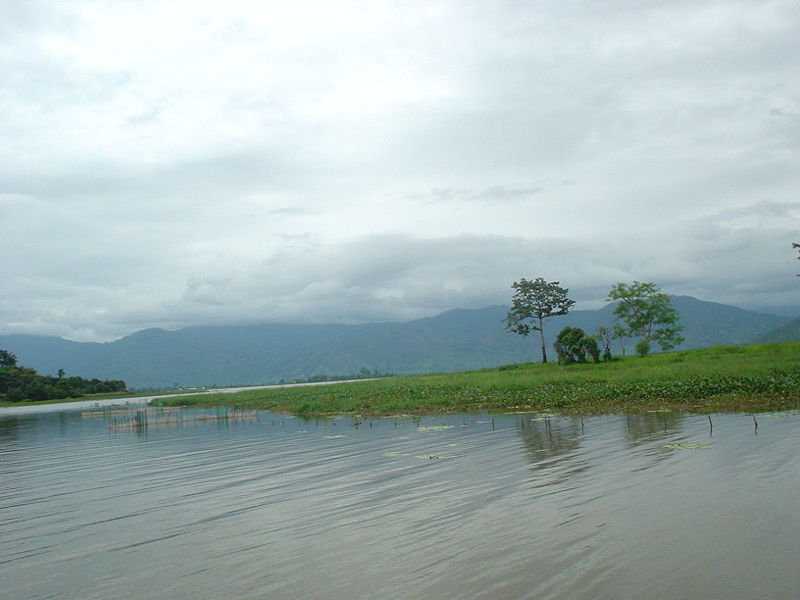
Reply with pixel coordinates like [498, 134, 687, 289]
[596, 326, 613, 361]
[504, 277, 575, 363]
[607, 281, 684, 356]
[554, 327, 600, 365]
[554, 327, 584, 364]
[0, 349, 18, 368]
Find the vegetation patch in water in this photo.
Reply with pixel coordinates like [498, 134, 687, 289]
[663, 442, 712, 450]
[154, 343, 800, 417]
[415, 454, 458, 460]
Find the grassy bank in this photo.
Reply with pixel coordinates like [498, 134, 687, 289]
[155, 342, 800, 416]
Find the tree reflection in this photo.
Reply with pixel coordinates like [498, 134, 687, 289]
[0, 417, 19, 443]
[623, 413, 684, 446]
[517, 416, 585, 475]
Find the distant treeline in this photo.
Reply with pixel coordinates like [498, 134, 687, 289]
[0, 349, 126, 402]
[277, 368, 394, 385]
[130, 368, 395, 394]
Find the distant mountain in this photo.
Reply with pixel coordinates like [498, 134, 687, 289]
[0, 296, 789, 389]
[754, 316, 800, 343]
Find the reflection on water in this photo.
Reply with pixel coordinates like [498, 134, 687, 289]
[623, 412, 685, 445]
[1, 407, 798, 600]
[0, 417, 19, 442]
[519, 416, 581, 459]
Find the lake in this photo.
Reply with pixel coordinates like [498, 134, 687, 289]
[1, 405, 798, 599]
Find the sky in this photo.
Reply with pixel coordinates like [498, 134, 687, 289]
[1, 0, 798, 342]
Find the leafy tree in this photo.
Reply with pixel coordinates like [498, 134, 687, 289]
[554, 327, 600, 365]
[634, 339, 651, 358]
[607, 281, 684, 356]
[554, 327, 584, 364]
[584, 336, 600, 363]
[505, 278, 575, 363]
[0, 349, 18, 368]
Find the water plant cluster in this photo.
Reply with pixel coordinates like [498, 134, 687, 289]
[157, 343, 800, 417]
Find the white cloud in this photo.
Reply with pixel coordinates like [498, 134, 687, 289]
[1, 0, 798, 341]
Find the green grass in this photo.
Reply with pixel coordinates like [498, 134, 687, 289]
[154, 342, 800, 417]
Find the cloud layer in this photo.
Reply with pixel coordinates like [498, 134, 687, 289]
[1, 1, 798, 341]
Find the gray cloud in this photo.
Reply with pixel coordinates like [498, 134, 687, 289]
[1, 0, 798, 341]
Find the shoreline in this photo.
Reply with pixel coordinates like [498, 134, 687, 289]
[0, 378, 379, 416]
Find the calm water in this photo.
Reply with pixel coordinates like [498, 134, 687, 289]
[1, 406, 798, 599]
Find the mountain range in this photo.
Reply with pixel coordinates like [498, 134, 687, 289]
[0, 296, 793, 389]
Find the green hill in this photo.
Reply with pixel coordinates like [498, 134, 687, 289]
[0, 296, 789, 389]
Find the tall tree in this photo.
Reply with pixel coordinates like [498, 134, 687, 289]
[504, 277, 575, 363]
[0, 349, 18, 368]
[607, 281, 684, 356]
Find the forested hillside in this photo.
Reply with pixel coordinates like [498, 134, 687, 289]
[0, 297, 788, 389]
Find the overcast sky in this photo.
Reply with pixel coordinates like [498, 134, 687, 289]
[1, 0, 798, 342]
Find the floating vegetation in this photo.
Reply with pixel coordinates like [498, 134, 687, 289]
[417, 425, 454, 432]
[663, 442, 711, 450]
[415, 454, 458, 460]
[763, 412, 799, 418]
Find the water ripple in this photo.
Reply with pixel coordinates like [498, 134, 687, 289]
[1, 410, 798, 599]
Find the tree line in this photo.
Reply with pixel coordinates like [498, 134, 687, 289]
[504, 278, 684, 365]
[0, 350, 126, 402]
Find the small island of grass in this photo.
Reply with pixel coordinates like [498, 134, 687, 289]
[154, 342, 800, 417]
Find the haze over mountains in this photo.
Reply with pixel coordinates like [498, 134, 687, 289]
[0, 296, 792, 390]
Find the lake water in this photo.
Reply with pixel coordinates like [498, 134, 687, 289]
[1, 406, 798, 599]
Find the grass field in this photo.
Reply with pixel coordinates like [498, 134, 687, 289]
[154, 342, 800, 417]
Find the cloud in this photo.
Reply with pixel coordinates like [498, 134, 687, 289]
[0, 0, 798, 341]
[104, 208, 798, 333]
[421, 186, 545, 204]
